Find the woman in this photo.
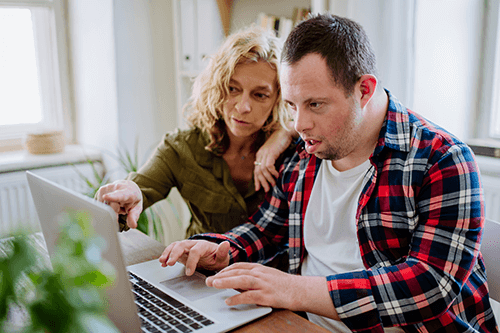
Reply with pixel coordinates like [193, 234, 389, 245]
[96, 26, 295, 238]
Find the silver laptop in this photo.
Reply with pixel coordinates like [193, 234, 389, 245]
[26, 171, 271, 333]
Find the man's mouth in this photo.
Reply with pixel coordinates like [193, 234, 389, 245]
[303, 137, 321, 153]
[306, 139, 319, 145]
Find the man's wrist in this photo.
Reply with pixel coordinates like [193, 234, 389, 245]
[289, 275, 339, 320]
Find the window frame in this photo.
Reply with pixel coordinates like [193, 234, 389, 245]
[476, 0, 500, 141]
[0, 0, 72, 152]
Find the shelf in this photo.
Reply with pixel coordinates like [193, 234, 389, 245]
[216, 0, 233, 36]
[0, 144, 102, 174]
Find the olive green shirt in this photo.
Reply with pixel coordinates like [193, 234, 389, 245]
[119, 127, 266, 238]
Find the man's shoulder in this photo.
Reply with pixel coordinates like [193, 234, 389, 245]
[406, 110, 471, 155]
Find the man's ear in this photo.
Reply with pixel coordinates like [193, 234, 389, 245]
[357, 74, 378, 108]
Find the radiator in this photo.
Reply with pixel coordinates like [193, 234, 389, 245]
[0, 163, 102, 237]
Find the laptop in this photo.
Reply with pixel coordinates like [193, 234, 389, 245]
[26, 171, 271, 333]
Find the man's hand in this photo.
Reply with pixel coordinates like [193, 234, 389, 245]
[205, 263, 301, 309]
[159, 240, 230, 276]
[95, 180, 143, 228]
[206, 263, 339, 320]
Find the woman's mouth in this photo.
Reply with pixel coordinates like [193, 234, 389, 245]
[233, 118, 250, 125]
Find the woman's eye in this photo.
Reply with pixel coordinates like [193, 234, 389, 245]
[229, 86, 237, 93]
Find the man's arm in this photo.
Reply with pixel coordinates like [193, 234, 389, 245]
[191, 167, 292, 264]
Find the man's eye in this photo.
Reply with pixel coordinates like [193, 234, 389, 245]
[255, 93, 269, 99]
[310, 102, 322, 109]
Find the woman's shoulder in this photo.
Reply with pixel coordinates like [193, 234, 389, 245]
[164, 127, 208, 147]
[161, 127, 211, 160]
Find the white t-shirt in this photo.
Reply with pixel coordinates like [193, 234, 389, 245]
[302, 160, 405, 333]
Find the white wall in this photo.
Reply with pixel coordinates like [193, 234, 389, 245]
[413, 0, 484, 141]
[67, 0, 120, 174]
[113, 0, 178, 163]
[68, 0, 178, 178]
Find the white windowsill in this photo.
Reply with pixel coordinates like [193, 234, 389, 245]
[0, 145, 102, 174]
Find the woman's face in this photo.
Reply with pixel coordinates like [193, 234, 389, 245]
[222, 60, 278, 140]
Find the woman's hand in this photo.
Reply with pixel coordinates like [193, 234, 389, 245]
[254, 124, 296, 192]
[95, 180, 143, 229]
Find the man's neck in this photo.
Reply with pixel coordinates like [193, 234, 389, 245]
[331, 89, 389, 172]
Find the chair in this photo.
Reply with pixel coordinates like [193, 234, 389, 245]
[481, 218, 500, 319]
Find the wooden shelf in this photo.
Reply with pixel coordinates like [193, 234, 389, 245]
[216, 0, 233, 36]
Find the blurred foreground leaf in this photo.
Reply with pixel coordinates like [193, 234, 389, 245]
[0, 211, 119, 332]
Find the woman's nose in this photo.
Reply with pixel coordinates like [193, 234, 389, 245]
[235, 94, 251, 113]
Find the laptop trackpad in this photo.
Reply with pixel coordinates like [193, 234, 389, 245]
[160, 271, 224, 301]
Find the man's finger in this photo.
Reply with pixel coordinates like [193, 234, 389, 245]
[215, 241, 230, 262]
[159, 244, 175, 266]
[225, 290, 265, 306]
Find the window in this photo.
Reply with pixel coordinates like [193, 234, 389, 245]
[0, 0, 70, 152]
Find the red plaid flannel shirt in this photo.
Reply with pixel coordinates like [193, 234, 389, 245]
[195, 91, 498, 332]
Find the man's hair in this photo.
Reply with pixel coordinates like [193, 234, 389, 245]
[282, 14, 378, 95]
[185, 26, 288, 155]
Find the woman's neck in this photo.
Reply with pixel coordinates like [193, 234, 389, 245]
[225, 131, 260, 158]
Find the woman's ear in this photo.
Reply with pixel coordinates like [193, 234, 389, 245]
[358, 74, 378, 109]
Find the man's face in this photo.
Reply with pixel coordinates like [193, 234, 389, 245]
[281, 53, 364, 161]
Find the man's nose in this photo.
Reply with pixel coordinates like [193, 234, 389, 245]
[294, 109, 313, 133]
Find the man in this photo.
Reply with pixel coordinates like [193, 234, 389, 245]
[159, 14, 498, 332]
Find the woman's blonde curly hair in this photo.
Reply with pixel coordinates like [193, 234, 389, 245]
[184, 25, 288, 155]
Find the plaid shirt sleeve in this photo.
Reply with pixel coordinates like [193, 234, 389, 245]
[190, 161, 293, 265]
[329, 137, 492, 331]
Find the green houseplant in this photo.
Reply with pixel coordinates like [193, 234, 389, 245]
[0, 210, 119, 332]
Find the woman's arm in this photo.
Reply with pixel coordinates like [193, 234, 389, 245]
[254, 121, 297, 192]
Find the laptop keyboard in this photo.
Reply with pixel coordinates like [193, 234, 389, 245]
[128, 272, 215, 333]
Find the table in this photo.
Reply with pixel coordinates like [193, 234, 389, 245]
[119, 229, 330, 333]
